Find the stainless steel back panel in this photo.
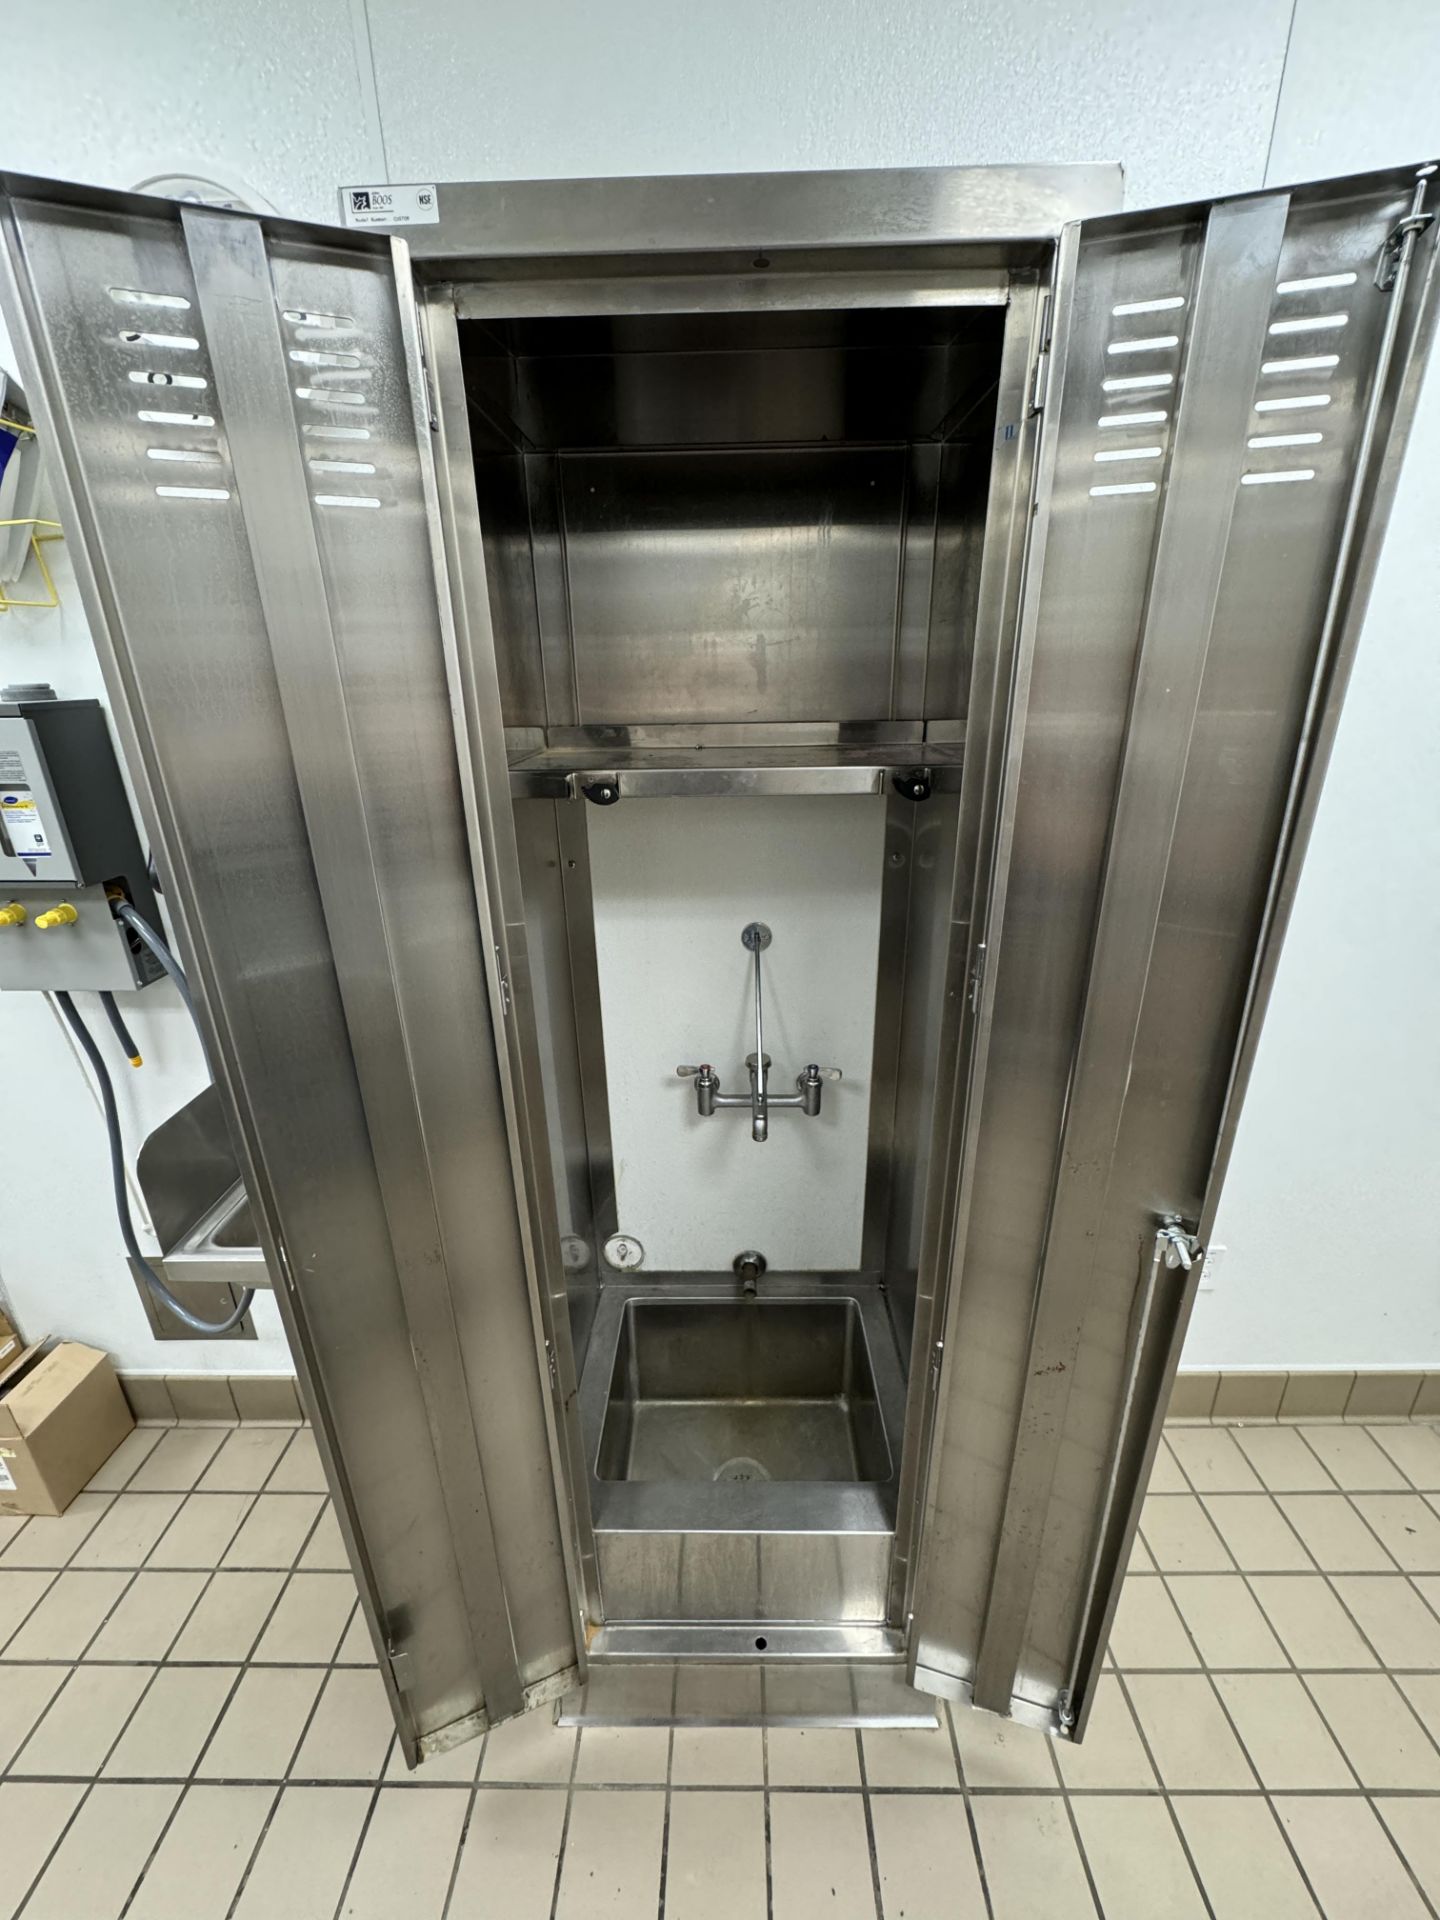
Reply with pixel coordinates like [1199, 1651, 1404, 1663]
[0, 178, 581, 1753]
[910, 163, 1439, 1730]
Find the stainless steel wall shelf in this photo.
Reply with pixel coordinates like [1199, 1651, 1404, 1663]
[507, 743, 964, 801]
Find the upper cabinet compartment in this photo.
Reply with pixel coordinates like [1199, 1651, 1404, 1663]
[457, 303, 1006, 733]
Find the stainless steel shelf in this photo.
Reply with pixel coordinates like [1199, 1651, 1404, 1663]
[507, 742, 963, 801]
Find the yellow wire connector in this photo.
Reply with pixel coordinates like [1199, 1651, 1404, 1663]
[34, 902, 78, 929]
[0, 902, 26, 926]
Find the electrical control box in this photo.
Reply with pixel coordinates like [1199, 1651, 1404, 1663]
[0, 688, 163, 991]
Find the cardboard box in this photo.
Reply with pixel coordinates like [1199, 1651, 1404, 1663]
[0, 1306, 20, 1374]
[0, 1341, 133, 1516]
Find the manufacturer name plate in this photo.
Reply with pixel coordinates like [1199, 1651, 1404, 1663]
[339, 184, 440, 229]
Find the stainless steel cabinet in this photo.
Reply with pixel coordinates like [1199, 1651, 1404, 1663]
[1, 159, 1432, 1758]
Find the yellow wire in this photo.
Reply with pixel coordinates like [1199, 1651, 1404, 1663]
[0, 417, 34, 435]
[0, 521, 63, 612]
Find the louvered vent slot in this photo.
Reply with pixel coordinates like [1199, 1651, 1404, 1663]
[110, 287, 231, 502]
[281, 304, 389, 512]
[1088, 293, 1187, 498]
[1240, 263, 1360, 488]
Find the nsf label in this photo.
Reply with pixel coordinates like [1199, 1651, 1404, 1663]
[339, 183, 440, 229]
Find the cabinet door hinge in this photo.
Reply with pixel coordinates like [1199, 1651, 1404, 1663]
[968, 941, 988, 1013]
[1028, 290, 1054, 416]
[494, 944, 512, 1018]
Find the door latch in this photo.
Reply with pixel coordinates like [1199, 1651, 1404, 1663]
[1156, 1214, 1201, 1272]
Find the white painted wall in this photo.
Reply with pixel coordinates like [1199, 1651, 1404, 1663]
[0, 0, 1435, 1372]
[589, 797, 884, 1272]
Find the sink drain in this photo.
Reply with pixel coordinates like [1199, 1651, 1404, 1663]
[715, 1455, 771, 1483]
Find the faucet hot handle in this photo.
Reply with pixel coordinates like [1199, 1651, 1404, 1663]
[676, 1063, 710, 1077]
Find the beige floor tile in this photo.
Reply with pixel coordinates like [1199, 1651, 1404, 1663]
[4, 1568, 129, 1659]
[670, 1725, 764, 1785]
[196, 1666, 324, 1780]
[0, 1492, 112, 1567]
[125, 1428, 225, 1493]
[231, 1784, 372, 1920]
[334, 1604, 373, 1664]
[1332, 1574, 1440, 1667]
[1107, 1576, 1200, 1668]
[13, 1664, 153, 1776]
[448, 1784, 564, 1919]
[1172, 1796, 1320, 1920]
[0, 1781, 85, 1920]
[1248, 1574, 1378, 1667]
[1275, 1494, 1396, 1572]
[1397, 1671, 1440, 1736]
[384, 1732, 479, 1783]
[479, 1705, 576, 1782]
[871, 1792, 987, 1920]
[0, 1515, 28, 1555]
[1305, 1672, 1440, 1789]
[252, 1571, 355, 1663]
[147, 1492, 253, 1569]
[70, 1493, 186, 1570]
[19, 1781, 179, 1920]
[1140, 1495, 1233, 1571]
[1298, 1425, 1407, 1490]
[665, 1790, 769, 1920]
[1352, 1493, 1440, 1572]
[198, 1427, 294, 1493]
[83, 1570, 208, 1661]
[1166, 1427, 1264, 1493]
[1202, 1496, 1313, 1571]
[1275, 1795, 1430, 1920]
[267, 1427, 328, 1494]
[971, 1794, 1098, 1920]
[769, 1793, 876, 1920]
[297, 1501, 349, 1570]
[1054, 1674, 1154, 1788]
[291, 1667, 395, 1780]
[1375, 1798, 1440, 1909]
[1146, 1438, 1190, 1493]
[338, 1783, 467, 1920]
[952, 1702, 1057, 1787]
[574, 1723, 669, 1783]
[1128, 1534, 1155, 1574]
[1211, 1673, 1354, 1788]
[221, 1492, 324, 1569]
[168, 1569, 285, 1661]
[126, 1783, 275, 1920]
[0, 1567, 54, 1650]
[862, 1723, 959, 1788]
[766, 1726, 862, 1786]
[1168, 1573, 1288, 1667]
[1124, 1673, 1256, 1788]
[555, 1786, 664, 1919]
[85, 1425, 163, 1493]
[0, 1665, 68, 1769]
[1232, 1426, 1335, 1493]
[1072, 1795, 1207, 1920]
[103, 1666, 237, 1779]
[1369, 1423, 1440, 1490]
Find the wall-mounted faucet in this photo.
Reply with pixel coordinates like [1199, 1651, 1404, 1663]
[676, 922, 841, 1143]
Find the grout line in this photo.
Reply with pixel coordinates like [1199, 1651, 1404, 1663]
[546, 1705, 582, 1920]
[852, 1726, 885, 1920]
[945, 1699, 996, 1920]
[760, 1667, 773, 1920]
[437, 1737, 483, 1920]
[328, 1751, 387, 1920]
[222, 1780, 286, 1920]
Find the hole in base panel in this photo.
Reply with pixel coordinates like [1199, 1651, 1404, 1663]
[755, 1637, 768, 1651]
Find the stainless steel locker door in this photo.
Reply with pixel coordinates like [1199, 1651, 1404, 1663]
[909, 162, 1438, 1734]
[0, 177, 584, 1759]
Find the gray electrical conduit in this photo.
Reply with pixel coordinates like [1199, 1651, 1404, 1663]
[55, 903, 253, 1335]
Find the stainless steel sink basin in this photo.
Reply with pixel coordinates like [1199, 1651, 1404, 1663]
[210, 1194, 257, 1249]
[578, 1280, 907, 1625]
[597, 1298, 890, 1484]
